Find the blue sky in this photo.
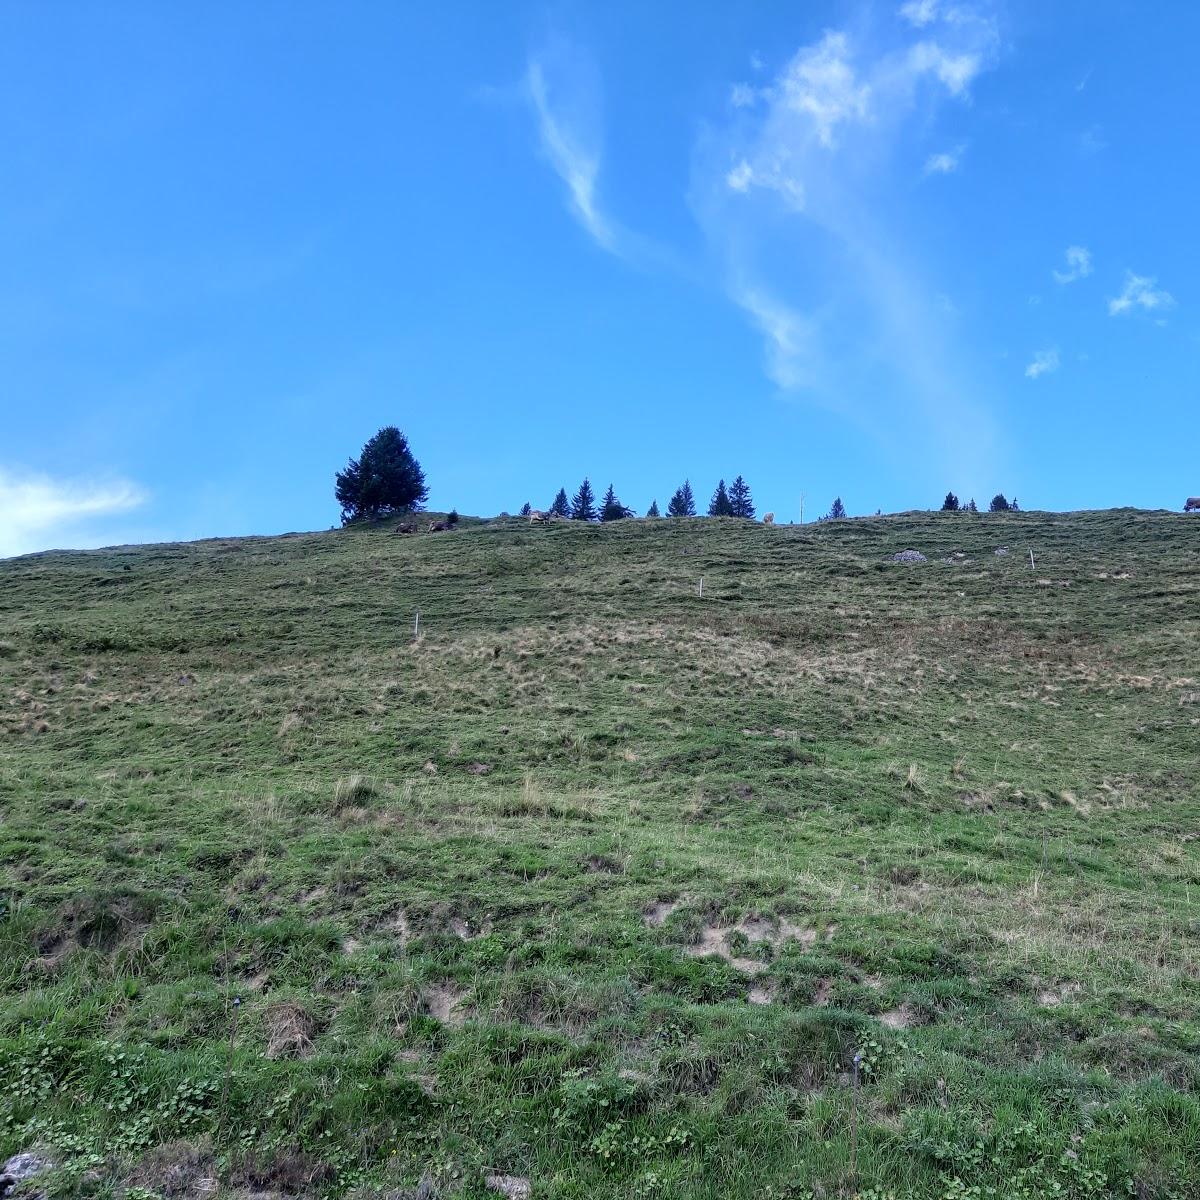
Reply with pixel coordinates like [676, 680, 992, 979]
[2, 0, 1197, 555]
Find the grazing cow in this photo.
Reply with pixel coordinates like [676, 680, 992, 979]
[394, 521, 417, 535]
[428, 520, 454, 532]
[528, 510, 550, 525]
[763, 512, 775, 525]
[1186, 497, 1200, 512]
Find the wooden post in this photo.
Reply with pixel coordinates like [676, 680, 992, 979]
[1029, 548, 1035, 569]
[698, 577, 704, 599]
[414, 611, 420, 640]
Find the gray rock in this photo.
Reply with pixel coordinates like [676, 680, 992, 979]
[0, 1152, 54, 1199]
[891, 549, 927, 563]
[994, 547, 1009, 556]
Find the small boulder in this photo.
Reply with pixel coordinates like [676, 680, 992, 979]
[1, 1152, 54, 1200]
[891, 549, 927, 564]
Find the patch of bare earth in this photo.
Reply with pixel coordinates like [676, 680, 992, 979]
[685, 915, 820, 976]
[424, 984, 469, 1026]
[879, 1004, 918, 1030]
[1038, 982, 1083, 1008]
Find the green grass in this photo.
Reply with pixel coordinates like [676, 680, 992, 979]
[1, 508, 1198, 1199]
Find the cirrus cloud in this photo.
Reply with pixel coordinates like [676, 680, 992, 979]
[0, 468, 146, 558]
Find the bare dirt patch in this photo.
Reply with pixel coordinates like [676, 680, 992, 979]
[879, 1004, 918, 1030]
[1037, 982, 1083, 1008]
[685, 915, 820, 975]
[424, 983, 469, 1026]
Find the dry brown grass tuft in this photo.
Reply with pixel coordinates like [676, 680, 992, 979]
[265, 1001, 316, 1059]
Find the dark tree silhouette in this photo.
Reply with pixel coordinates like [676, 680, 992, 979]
[571, 478, 597, 521]
[823, 496, 847, 520]
[1010, 496, 1021, 511]
[520, 502, 532, 517]
[549, 488, 570, 518]
[667, 480, 696, 517]
[729, 475, 755, 519]
[335, 427, 428, 523]
[646, 500, 660, 518]
[965, 498, 978, 513]
[599, 484, 632, 522]
[989, 494, 1010, 512]
[708, 479, 734, 517]
[941, 492, 959, 511]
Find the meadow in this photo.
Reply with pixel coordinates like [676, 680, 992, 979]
[0, 508, 1197, 1200]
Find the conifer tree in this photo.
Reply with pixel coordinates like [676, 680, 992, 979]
[728, 475, 755, 519]
[965, 498, 978, 513]
[708, 479, 734, 517]
[989, 493, 1010, 512]
[667, 480, 696, 517]
[941, 492, 959, 512]
[549, 488, 570, 517]
[571, 478, 597, 521]
[823, 496, 847, 520]
[520, 502, 532, 517]
[1010, 496, 1021, 511]
[335, 426, 428, 523]
[646, 500, 660, 518]
[599, 484, 631, 522]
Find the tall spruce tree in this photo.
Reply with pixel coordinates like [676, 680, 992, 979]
[549, 488, 570, 517]
[941, 492, 960, 511]
[599, 484, 631, 522]
[965, 498, 978, 513]
[989, 493, 1010, 512]
[519, 502, 532, 517]
[667, 480, 696, 517]
[646, 500, 660, 518]
[335, 426, 427, 523]
[823, 496, 847, 520]
[1010, 496, 1021, 511]
[571, 478, 597, 521]
[708, 479, 734, 516]
[729, 475, 755, 519]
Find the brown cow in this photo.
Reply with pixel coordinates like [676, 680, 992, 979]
[762, 512, 775, 525]
[394, 521, 417, 535]
[1186, 497, 1200, 512]
[428, 520, 454, 532]
[528, 510, 550, 524]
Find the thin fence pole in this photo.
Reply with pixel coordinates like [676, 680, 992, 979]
[414, 611, 420, 640]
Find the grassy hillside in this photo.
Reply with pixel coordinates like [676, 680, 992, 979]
[1, 509, 1198, 1200]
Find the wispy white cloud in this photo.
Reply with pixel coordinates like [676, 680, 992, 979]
[1025, 347, 1060, 379]
[0, 468, 145, 558]
[899, 0, 940, 28]
[730, 82, 757, 108]
[777, 32, 871, 149]
[1052, 245, 1092, 283]
[733, 287, 819, 390]
[907, 41, 983, 95]
[924, 146, 963, 174]
[1108, 271, 1174, 317]
[526, 50, 614, 251]
[696, 9, 1001, 480]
